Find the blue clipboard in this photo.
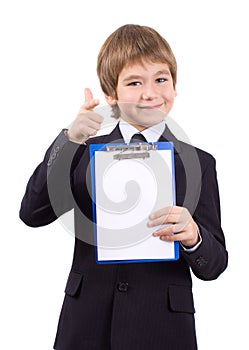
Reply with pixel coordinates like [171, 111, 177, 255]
[89, 141, 179, 264]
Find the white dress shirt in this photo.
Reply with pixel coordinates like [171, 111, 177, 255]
[119, 119, 166, 143]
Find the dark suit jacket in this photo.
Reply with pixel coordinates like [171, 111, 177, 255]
[20, 124, 228, 350]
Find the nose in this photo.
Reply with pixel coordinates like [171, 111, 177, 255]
[141, 84, 157, 100]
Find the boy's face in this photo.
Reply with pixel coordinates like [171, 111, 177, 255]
[106, 61, 177, 131]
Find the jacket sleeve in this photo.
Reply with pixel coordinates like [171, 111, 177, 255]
[182, 156, 228, 280]
[19, 130, 87, 227]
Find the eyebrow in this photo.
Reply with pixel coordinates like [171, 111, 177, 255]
[122, 75, 143, 83]
[156, 70, 171, 76]
[122, 70, 171, 83]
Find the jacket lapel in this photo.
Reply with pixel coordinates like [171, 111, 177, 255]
[159, 125, 182, 154]
[101, 124, 124, 144]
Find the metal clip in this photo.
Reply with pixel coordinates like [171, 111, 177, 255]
[106, 143, 158, 160]
[113, 152, 150, 160]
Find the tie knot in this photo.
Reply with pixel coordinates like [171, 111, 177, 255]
[130, 133, 147, 143]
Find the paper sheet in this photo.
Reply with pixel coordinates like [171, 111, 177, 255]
[91, 143, 178, 263]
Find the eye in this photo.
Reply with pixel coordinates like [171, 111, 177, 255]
[156, 77, 168, 83]
[127, 81, 141, 86]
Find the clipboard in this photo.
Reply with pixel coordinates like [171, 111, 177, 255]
[89, 141, 179, 264]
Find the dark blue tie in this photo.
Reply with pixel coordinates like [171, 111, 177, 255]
[130, 133, 147, 143]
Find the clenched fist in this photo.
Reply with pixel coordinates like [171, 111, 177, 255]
[67, 88, 104, 144]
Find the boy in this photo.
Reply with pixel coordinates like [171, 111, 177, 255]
[20, 24, 228, 350]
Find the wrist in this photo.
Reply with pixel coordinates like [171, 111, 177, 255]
[181, 224, 202, 252]
[181, 236, 200, 249]
[64, 129, 88, 145]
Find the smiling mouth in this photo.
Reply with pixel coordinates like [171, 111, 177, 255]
[137, 104, 163, 109]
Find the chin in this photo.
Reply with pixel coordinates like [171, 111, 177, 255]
[144, 117, 165, 127]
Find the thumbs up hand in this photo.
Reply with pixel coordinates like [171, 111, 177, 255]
[66, 88, 104, 144]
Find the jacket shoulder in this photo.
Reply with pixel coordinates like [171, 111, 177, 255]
[179, 140, 216, 166]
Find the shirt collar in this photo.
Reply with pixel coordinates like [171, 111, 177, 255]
[119, 119, 166, 143]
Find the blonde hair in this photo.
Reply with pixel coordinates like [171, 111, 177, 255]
[97, 24, 177, 118]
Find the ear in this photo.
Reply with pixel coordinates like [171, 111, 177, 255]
[174, 88, 178, 97]
[104, 94, 117, 106]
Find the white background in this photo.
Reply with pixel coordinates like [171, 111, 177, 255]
[1, 0, 248, 349]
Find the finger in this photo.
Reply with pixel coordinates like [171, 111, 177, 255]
[84, 87, 94, 103]
[86, 111, 104, 124]
[155, 219, 192, 234]
[149, 206, 180, 220]
[159, 232, 186, 242]
[81, 99, 100, 111]
[152, 224, 184, 241]
[148, 213, 181, 227]
[153, 224, 176, 237]
[83, 127, 99, 137]
[79, 112, 104, 132]
[82, 88, 100, 110]
[148, 216, 168, 227]
[80, 119, 103, 134]
[88, 130, 98, 137]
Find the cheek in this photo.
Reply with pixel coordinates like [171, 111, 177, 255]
[117, 89, 138, 103]
[163, 90, 176, 103]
